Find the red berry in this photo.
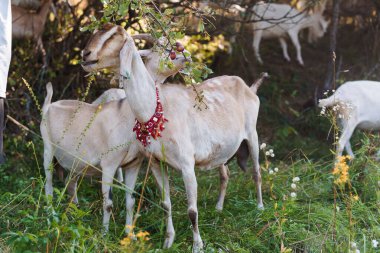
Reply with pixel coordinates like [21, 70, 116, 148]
[175, 42, 184, 52]
[169, 51, 176, 60]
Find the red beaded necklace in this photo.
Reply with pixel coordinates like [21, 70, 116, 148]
[132, 83, 168, 147]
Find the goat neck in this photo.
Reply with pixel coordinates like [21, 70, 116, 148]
[298, 13, 319, 30]
[119, 36, 159, 123]
[38, 0, 52, 23]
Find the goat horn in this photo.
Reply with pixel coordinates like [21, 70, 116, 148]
[131, 34, 157, 44]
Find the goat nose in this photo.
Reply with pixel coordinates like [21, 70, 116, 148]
[82, 49, 91, 58]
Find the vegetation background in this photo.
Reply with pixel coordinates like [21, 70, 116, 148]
[0, 0, 379, 252]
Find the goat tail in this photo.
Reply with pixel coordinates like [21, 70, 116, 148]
[251, 72, 269, 94]
[318, 95, 338, 108]
[42, 82, 53, 115]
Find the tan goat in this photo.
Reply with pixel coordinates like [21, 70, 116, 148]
[82, 24, 264, 253]
[12, 0, 52, 66]
[42, 34, 189, 246]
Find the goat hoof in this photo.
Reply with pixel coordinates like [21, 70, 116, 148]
[192, 241, 204, 253]
[215, 203, 223, 212]
[163, 233, 175, 248]
[258, 204, 264, 210]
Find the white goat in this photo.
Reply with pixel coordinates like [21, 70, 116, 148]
[319, 81, 380, 158]
[57, 88, 126, 200]
[82, 24, 264, 253]
[12, 0, 52, 66]
[42, 34, 189, 245]
[247, 2, 329, 65]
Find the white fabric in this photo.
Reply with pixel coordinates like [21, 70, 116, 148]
[0, 0, 12, 98]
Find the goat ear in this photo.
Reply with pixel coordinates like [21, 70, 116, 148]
[138, 49, 151, 58]
[314, 0, 327, 14]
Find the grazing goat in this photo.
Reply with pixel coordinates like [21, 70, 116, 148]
[42, 34, 189, 245]
[319, 81, 380, 158]
[12, 0, 52, 66]
[246, 2, 329, 65]
[82, 24, 264, 253]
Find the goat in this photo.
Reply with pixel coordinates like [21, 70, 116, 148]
[58, 88, 126, 201]
[82, 24, 265, 253]
[243, 2, 329, 65]
[42, 34, 189, 246]
[319, 80, 380, 158]
[11, 0, 40, 9]
[12, 0, 52, 66]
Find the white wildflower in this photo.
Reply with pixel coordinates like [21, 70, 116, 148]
[372, 239, 378, 248]
[292, 177, 300, 182]
[332, 89, 336, 93]
[269, 169, 274, 175]
[260, 143, 267, 150]
[274, 167, 279, 172]
[291, 183, 296, 189]
[265, 148, 275, 157]
[290, 192, 297, 198]
[351, 242, 357, 249]
[355, 249, 360, 253]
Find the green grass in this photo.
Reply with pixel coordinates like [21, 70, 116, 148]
[0, 129, 379, 253]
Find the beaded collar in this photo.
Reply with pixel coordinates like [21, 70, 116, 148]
[132, 83, 168, 147]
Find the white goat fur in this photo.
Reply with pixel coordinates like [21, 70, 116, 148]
[249, 3, 329, 65]
[60, 89, 126, 200]
[42, 35, 188, 247]
[319, 81, 380, 158]
[81, 25, 264, 253]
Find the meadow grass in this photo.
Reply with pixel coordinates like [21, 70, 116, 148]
[0, 127, 379, 252]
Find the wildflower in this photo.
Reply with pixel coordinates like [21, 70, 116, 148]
[125, 224, 135, 231]
[355, 250, 360, 253]
[333, 155, 351, 185]
[292, 177, 300, 182]
[136, 231, 150, 241]
[120, 236, 131, 246]
[291, 183, 296, 189]
[260, 143, 267, 150]
[320, 106, 326, 115]
[372, 239, 378, 248]
[274, 167, 279, 172]
[290, 192, 297, 198]
[352, 195, 359, 201]
[351, 242, 357, 249]
[269, 169, 274, 175]
[265, 148, 275, 157]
